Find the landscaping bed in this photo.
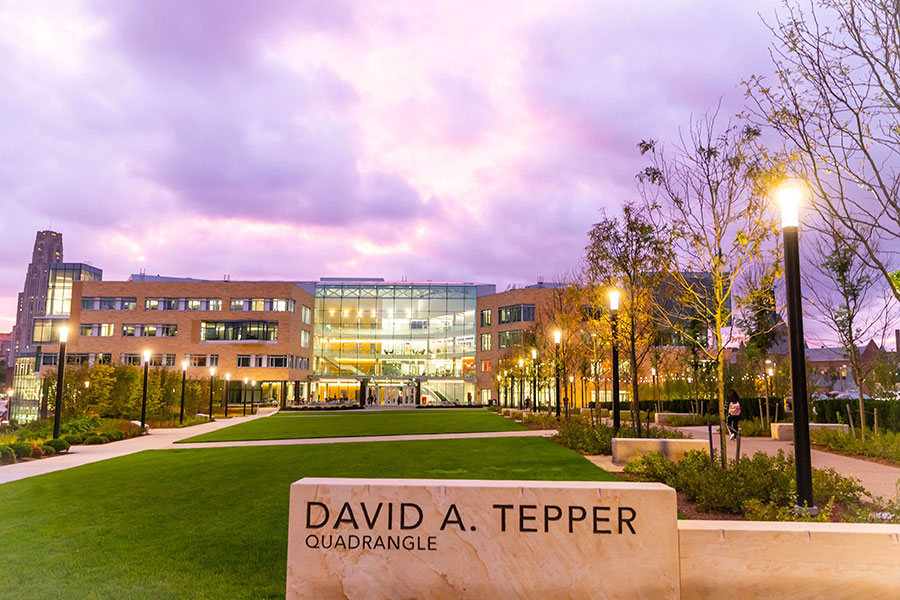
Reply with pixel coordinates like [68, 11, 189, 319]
[810, 428, 900, 466]
[0, 415, 142, 466]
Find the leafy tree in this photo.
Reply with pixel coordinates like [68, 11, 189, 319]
[638, 114, 779, 463]
[585, 203, 668, 436]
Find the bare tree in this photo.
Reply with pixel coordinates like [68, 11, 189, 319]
[746, 0, 900, 302]
[638, 113, 779, 463]
[807, 230, 897, 437]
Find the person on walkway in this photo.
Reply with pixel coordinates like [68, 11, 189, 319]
[726, 389, 742, 440]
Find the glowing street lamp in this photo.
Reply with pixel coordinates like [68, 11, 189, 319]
[6, 387, 13, 426]
[208, 367, 216, 422]
[531, 348, 538, 412]
[140, 349, 151, 432]
[518, 358, 525, 409]
[179, 360, 188, 424]
[610, 290, 621, 432]
[775, 179, 815, 512]
[224, 373, 231, 417]
[52, 326, 69, 439]
[553, 330, 562, 419]
[243, 377, 249, 415]
[251, 380, 257, 414]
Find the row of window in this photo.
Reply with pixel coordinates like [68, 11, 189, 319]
[480, 304, 535, 327]
[200, 321, 279, 342]
[122, 324, 178, 338]
[479, 330, 525, 351]
[82, 296, 311, 320]
[236, 355, 310, 369]
[38, 352, 310, 370]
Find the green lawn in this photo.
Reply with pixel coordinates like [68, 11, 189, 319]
[179, 408, 524, 443]
[0, 437, 613, 599]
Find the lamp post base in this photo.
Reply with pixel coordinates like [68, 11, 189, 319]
[792, 504, 820, 517]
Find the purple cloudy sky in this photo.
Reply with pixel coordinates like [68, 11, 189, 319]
[0, 0, 782, 330]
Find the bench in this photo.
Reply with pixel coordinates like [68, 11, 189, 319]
[611, 438, 708, 465]
[654, 412, 692, 425]
[770, 423, 849, 441]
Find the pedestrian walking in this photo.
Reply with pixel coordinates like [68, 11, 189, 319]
[726, 389, 742, 440]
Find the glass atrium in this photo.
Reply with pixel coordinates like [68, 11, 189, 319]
[313, 281, 480, 405]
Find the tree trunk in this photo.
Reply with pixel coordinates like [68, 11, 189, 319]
[629, 330, 642, 438]
[717, 355, 727, 466]
[851, 359, 866, 439]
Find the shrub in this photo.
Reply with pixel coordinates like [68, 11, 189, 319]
[104, 430, 125, 442]
[10, 442, 31, 460]
[44, 438, 70, 454]
[811, 428, 900, 465]
[0, 445, 15, 465]
[554, 420, 689, 455]
[737, 419, 771, 437]
[743, 499, 836, 522]
[63, 433, 84, 446]
[60, 414, 101, 435]
[40, 445, 56, 456]
[30, 445, 44, 459]
[83, 435, 107, 445]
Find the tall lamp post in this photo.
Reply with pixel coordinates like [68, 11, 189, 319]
[243, 377, 249, 415]
[496, 374, 502, 407]
[518, 358, 525, 410]
[554, 330, 562, 419]
[52, 326, 69, 439]
[208, 368, 216, 421]
[251, 380, 257, 414]
[5, 388, 12, 425]
[224, 373, 231, 417]
[610, 290, 621, 432]
[140, 349, 150, 433]
[531, 348, 538, 412]
[776, 180, 815, 511]
[180, 360, 188, 425]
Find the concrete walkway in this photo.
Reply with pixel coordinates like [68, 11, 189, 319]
[0, 408, 276, 485]
[173, 429, 555, 449]
[678, 425, 900, 501]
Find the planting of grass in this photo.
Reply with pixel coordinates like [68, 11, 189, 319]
[0, 436, 613, 600]
[179, 409, 524, 443]
[811, 428, 900, 465]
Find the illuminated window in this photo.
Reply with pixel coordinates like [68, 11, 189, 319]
[481, 360, 492, 372]
[480, 333, 491, 351]
[480, 309, 492, 327]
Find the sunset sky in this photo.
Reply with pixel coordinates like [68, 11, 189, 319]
[0, 0, 782, 329]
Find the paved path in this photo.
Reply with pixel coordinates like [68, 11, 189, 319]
[678, 425, 900, 501]
[0, 408, 276, 485]
[173, 429, 555, 449]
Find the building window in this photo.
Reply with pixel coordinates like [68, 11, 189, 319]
[301, 330, 311, 348]
[122, 298, 137, 310]
[231, 299, 245, 311]
[83, 297, 135, 310]
[481, 389, 492, 404]
[157, 325, 177, 338]
[236, 355, 250, 367]
[200, 321, 278, 342]
[499, 304, 536, 324]
[268, 355, 288, 368]
[230, 298, 294, 312]
[481, 360, 492, 372]
[122, 325, 136, 337]
[120, 353, 141, 366]
[480, 309, 492, 327]
[498, 329, 524, 349]
[480, 333, 491, 351]
[148, 354, 175, 367]
[121, 324, 177, 337]
[32, 318, 67, 343]
[189, 354, 219, 367]
[79, 323, 114, 337]
[302, 305, 312, 324]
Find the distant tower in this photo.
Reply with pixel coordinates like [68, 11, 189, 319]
[9, 230, 63, 363]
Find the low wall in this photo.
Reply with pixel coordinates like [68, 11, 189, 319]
[770, 422, 849, 441]
[678, 520, 900, 599]
[611, 438, 708, 465]
[654, 412, 691, 425]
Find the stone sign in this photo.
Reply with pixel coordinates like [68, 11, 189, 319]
[286, 478, 679, 599]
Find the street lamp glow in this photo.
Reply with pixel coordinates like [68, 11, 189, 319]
[84, 380, 90, 389]
[767, 368, 774, 377]
[651, 368, 657, 376]
[143, 350, 151, 362]
[225, 373, 231, 381]
[251, 380, 256, 386]
[553, 330, 562, 345]
[609, 290, 620, 311]
[569, 375, 574, 383]
[58, 326, 68, 343]
[210, 367, 216, 377]
[244, 377, 249, 384]
[775, 180, 805, 228]
[182, 360, 188, 371]
[531, 348, 537, 360]
[518, 358, 524, 368]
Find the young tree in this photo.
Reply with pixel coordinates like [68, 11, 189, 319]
[747, 0, 900, 303]
[807, 232, 896, 437]
[585, 203, 668, 436]
[638, 114, 778, 463]
[738, 264, 782, 424]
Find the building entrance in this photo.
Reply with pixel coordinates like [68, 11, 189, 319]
[366, 384, 416, 407]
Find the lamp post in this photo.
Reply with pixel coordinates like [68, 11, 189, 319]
[251, 380, 257, 414]
[496, 374, 502, 407]
[568, 375, 575, 418]
[52, 326, 69, 439]
[765, 360, 773, 425]
[554, 330, 562, 419]
[224, 373, 231, 417]
[610, 290, 621, 432]
[7, 388, 14, 426]
[531, 348, 538, 412]
[776, 180, 815, 511]
[243, 377, 249, 415]
[179, 360, 188, 424]
[504, 370, 509, 409]
[518, 358, 525, 410]
[651, 367, 659, 413]
[140, 349, 150, 433]
[208, 368, 216, 421]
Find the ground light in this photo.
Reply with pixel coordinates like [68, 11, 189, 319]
[141, 349, 151, 432]
[52, 326, 69, 439]
[609, 290, 621, 432]
[208, 368, 216, 421]
[775, 179, 815, 513]
[180, 360, 188, 424]
[553, 330, 562, 419]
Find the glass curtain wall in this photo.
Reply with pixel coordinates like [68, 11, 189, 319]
[314, 283, 477, 402]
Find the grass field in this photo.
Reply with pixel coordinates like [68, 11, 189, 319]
[0, 436, 613, 599]
[179, 408, 524, 443]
